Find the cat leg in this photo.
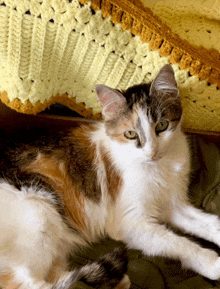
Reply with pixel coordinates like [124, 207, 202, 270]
[120, 218, 220, 280]
[170, 204, 220, 247]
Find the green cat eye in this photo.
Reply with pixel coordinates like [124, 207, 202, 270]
[155, 120, 169, 133]
[124, 130, 138, 139]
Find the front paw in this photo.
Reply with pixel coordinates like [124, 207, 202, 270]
[208, 257, 220, 280]
[199, 255, 220, 280]
[183, 249, 220, 280]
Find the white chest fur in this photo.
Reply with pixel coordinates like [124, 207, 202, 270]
[105, 129, 190, 238]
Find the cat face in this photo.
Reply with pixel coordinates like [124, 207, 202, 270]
[96, 65, 182, 162]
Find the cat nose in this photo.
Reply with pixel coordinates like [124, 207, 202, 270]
[150, 150, 157, 160]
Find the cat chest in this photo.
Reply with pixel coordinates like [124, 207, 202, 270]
[119, 165, 182, 217]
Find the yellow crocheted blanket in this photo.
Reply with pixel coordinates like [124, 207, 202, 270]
[0, 0, 220, 132]
[143, 0, 220, 52]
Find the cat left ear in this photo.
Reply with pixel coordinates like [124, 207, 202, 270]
[149, 64, 179, 97]
[95, 85, 127, 121]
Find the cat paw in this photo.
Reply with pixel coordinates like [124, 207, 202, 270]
[204, 257, 220, 280]
[183, 249, 220, 280]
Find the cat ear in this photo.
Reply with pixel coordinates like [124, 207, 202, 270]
[95, 85, 127, 120]
[150, 64, 179, 97]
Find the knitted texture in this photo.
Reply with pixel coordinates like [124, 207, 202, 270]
[0, 0, 220, 132]
[148, 0, 220, 52]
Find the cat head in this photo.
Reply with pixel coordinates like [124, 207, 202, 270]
[95, 64, 182, 162]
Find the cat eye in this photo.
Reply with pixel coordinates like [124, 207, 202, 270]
[155, 120, 169, 133]
[124, 130, 138, 139]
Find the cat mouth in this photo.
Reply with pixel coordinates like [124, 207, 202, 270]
[149, 154, 162, 162]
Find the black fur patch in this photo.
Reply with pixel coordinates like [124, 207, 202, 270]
[79, 247, 128, 287]
[123, 83, 182, 124]
[52, 247, 128, 289]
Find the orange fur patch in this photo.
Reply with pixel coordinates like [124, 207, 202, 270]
[107, 112, 139, 144]
[26, 154, 87, 233]
[108, 123, 131, 144]
[131, 108, 139, 129]
[0, 271, 19, 289]
[70, 124, 97, 162]
[100, 147, 123, 201]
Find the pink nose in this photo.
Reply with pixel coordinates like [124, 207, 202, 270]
[150, 150, 157, 160]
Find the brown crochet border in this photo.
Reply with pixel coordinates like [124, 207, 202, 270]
[1, 0, 220, 117]
[0, 91, 102, 119]
[80, 0, 220, 85]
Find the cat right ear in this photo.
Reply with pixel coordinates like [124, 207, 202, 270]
[95, 85, 126, 121]
[149, 64, 179, 98]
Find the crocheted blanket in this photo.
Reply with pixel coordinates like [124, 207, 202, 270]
[0, 0, 220, 132]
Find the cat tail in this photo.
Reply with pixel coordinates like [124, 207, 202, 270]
[52, 247, 130, 289]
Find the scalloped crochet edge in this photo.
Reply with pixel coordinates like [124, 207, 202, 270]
[0, 91, 102, 119]
[80, 0, 220, 86]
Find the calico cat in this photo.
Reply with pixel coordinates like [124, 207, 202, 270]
[1, 64, 220, 289]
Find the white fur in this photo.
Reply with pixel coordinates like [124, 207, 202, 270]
[0, 182, 84, 287]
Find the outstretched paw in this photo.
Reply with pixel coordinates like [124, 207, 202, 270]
[211, 257, 220, 280]
[203, 257, 220, 281]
